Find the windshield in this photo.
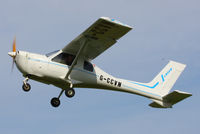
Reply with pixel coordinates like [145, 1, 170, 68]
[45, 50, 59, 57]
[51, 52, 75, 66]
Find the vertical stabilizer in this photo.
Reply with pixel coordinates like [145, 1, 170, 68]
[148, 61, 186, 96]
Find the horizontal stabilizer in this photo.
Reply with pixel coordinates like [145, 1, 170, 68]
[149, 90, 192, 108]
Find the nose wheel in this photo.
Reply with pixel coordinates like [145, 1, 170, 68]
[22, 83, 31, 92]
[22, 77, 31, 92]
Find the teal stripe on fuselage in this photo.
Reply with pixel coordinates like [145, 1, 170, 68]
[123, 84, 161, 97]
[127, 81, 159, 89]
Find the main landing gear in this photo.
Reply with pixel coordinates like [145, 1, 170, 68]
[22, 77, 31, 92]
[21, 76, 75, 108]
[50, 88, 75, 107]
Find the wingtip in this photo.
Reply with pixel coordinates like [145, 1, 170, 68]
[174, 90, 192, 97]
[100, 17, 133, 29]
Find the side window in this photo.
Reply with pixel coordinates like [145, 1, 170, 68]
[84, 61, 94, 72]
[52, 53, 75, 66]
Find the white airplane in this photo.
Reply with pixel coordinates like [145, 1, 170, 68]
[8, 17, 192, 108]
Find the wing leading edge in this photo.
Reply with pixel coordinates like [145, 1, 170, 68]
[62, 17, 132, 60]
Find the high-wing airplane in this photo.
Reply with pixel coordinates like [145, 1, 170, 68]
[8, 17, 192, 108]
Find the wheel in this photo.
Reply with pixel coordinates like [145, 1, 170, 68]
[22, 83, 31, 92]
[65, 88, 75, 98]
[51, 97, 60, 107]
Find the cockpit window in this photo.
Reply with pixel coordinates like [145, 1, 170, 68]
[52, 52, 75, 66]
[46, 50, 59, 57]
[84, 61, 94, 72]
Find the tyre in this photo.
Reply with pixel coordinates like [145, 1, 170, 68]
[51, 97, 60, 107]
[22, 83, 31, 92]
[65, 88, 75, 98]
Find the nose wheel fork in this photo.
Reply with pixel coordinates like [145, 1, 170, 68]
[22, 77, 31, 92]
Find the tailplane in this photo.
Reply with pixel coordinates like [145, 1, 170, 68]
[149, 90, 192, 108]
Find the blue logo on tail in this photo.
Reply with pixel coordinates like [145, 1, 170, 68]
[161, 68, 172, 82]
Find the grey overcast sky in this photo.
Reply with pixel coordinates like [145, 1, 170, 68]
[0, 0, 200, 134]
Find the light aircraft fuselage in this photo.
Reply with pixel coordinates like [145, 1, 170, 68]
[15, 50, 162, 100]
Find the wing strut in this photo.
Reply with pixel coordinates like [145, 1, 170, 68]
[65, 39, 88, 86]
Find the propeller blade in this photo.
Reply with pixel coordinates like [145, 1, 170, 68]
[11, 59, 15, 72]
[13, 36, 16, 52]
[10, 36, 17, 73]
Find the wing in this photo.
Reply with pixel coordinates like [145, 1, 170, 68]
[62, 17, 132, 60]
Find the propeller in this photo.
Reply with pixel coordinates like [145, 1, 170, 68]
[8, 37, 17, 72]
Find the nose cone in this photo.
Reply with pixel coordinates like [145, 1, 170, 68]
[8, 52, 16, 58]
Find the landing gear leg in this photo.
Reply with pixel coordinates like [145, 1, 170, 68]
[22, 77, 31, 92]
[50, 89, 64, 107]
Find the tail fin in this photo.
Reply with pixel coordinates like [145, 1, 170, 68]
[148, 60, 186, 97]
